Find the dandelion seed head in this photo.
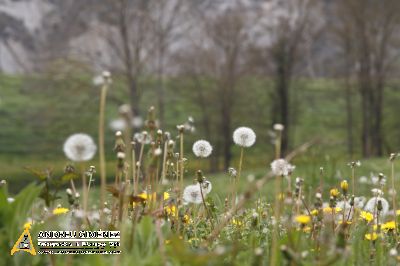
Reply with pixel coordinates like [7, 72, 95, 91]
[273, 123, 284, 131]
[359, 176, 368, 184]
[183, 185, 203, 204]
[364, 197, 389, 217]
[202, 180, 212, 194]
[228, 167, 237, 177]
[63, 133, 97, 162]
[348, 160, 361, 168]
[118, 104, 131, 115]
[233, 127, 256, 147]
[192, 140, 213, 158]
[371, 188, 384, 197]
[270, 159, 295, 176]
[134, 132, 151, 144]
[354, 196, 366, 208]
[389, 248, 398, 256]
[154, 148, 162, 156]
[93, 71, 112, 86]
[132, 116, 143, 128]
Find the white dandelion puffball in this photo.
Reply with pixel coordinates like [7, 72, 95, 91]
[233, 127, 256, 147]
[92, 75, 104, 86]
[109, 118, 127, 132]
[63, 133, 97, 162]
[364, 197, 389, 217]
[270, 159, 295, 176]
[183, 185, 203, 204]
[273, 123, 284, 131]
[202, 181, 212, 194]
[192, 140, 213, 158]
[134, 132, 152, 144]
[354, 196, 366, 209]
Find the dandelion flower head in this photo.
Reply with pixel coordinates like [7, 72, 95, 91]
[270, 159, 295, 176]
[53, 207, 69, 215]
[295, 215, 311, 225]
[364, 197, 389, 217]
[233, 127, 256, 147]
[63, 133, 97, 162]
[192, 140, 213, 158]
[183, 185, 203, 204]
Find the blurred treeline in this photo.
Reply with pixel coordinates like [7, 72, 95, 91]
[1, 0, 400, 171]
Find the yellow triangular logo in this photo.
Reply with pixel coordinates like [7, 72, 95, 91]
[10, 224, 36, 256]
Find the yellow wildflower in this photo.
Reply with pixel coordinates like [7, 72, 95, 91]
[323, 207, 342, 213]
[138, 191, 170, 201]
[53, 207, 69, 215]
[165, 205, 177, 217]
[138, 192, 151, 200]
[330, 188, 340, 197]
[183, 214, 192, 224]
[295, 215, 311, 225]
[232, 218, 243, 226]
[163, 192, 170, 200]
[365, 233, 378, 241]
[360, 211, 373, 223]
[310, 209, 319, 216]
[382, 221, 396, 231]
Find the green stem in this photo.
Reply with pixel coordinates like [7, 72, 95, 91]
[99, 83, 108, 228]
[391, 161, 397, 237]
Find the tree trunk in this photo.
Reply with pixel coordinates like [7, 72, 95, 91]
[344, 79, 354, 157]
[129, 77, 140, 119]
[274, 44, 290, 156]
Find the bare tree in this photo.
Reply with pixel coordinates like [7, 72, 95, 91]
[255, 0, 320, 155]
[150, 0, 186, 127]
[334, 0, 400, 157]
[176, 2, 253, 169]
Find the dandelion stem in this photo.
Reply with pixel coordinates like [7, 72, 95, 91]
[199, 183, 214, 228]
[132, 143, 137, 195]
[161, 140, 168, 184]
[99, 82, 108, 228]
[351, 167, 355, 196]
[179, 131, 184, 204]
[233, 147, 244, 207]
[391, 160, 397, 236]
[136, 142, 145, 191]
[70, 179, 77, 195]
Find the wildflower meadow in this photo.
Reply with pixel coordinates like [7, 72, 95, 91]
[2, 1, 400, 265]
[1, 71, 400, 265]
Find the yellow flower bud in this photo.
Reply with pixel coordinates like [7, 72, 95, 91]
[340, 180, 349, 193]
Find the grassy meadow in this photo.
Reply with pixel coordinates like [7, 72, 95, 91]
[2, 72, 400, 265]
